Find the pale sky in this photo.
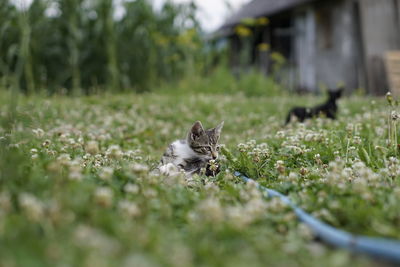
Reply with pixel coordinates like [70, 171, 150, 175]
[14, 0, 250, 32]
[153, 0, 250, 32]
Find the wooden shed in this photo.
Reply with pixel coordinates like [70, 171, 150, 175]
[218, 0, 400, 94]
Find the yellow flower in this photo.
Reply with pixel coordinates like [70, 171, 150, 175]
[270, 52, 286, 65]
[256, 17, 269, 26]
[154, 33, 169, 47]
[240, 17, 256, 26]
[177, 28, 198, 49]
[257, 43, 270, 51]
[235, 25, 252, 37]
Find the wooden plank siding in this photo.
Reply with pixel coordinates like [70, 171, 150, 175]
[314, 0, 362, 92]
[359, 0, 400, 95]
[385, 51, 400, 96]
[294, 7, 317, 91]
[221, 0, 400, 95]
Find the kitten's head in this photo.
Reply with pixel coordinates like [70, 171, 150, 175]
[328, 87, 344, 100]
[187, 121, 224, 160]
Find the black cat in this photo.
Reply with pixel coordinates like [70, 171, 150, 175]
[285, 88, 343, 124]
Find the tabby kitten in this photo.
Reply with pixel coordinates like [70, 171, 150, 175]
[285, 88, 343, 125]
[158, 121, 224, 177]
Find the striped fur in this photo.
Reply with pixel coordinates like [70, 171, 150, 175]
[158, 121, 223, 177]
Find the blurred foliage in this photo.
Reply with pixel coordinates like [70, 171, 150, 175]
[158, 66, 282, 97]
[0, 0, 206, 94]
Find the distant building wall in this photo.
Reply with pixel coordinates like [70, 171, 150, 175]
[314, 0, 363, 91]
[359, 0, 400, 94]
[223, 0, 400, 95]
[294, 7, 317, 91]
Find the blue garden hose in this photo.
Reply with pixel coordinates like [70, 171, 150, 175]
[234, 171, 400, 263]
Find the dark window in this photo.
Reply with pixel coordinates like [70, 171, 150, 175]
[316, 8, 333, 49]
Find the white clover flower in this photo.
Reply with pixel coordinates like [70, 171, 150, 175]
[68, 158, 83, 181]
[143, 188, 158, 198]
[352, 178, 367, 192]
[287, 172, 299, 182]
[247, 139, 256, 148]
[196, 198, 223, 223]
[314, 154, 322, 165]
[74, 225, 120, 255]
[42, 139, 51, 147]
[124, 183, 140, 194]
[59, 134, 69, 143]
[99, 167, 114, 181]
[204, 182, 220, 194]
[131, 163, 149, 174]
[386, 157, 400, 177]
[237, 143, 248, 152]
[68, 170, 83, 181]
[208, 160, 219, 172]
[299, 167, 308, 176]
[346, 124, 354, 135]
[353, 136, 362, 145]
[391, 110, 399, 121]
[245, 198, 267, 218]
[106, 145, 123, 159]
[226, 206, 252, 229]
[375, 127, 385, 136]
[274, 160, 285, 174]
[361, 192, 374, 201]
[82, 153, 91, 160]
[314, 208, 335, 223]
[85, 140, 100, 155]
[67, 138, 76, 145]
[267, 198, 288, 213]
[118, 200, 141, 218]
[57, 153, 71, 165]
[224, 171, 235, 181]
[32, 128, 45, 138]
[298, 223, 314, 240]
[94, 187, 113, 207]
[19, 193, 44, 222]
[276, 131, 286, 138]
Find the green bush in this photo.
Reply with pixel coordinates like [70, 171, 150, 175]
[0, 0, 204, 94]
[157, 66, 283, 97]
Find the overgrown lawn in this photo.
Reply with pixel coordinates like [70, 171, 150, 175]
[0, 91, 397, 266]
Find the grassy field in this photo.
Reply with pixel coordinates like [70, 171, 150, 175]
[0, 91, 399, 266]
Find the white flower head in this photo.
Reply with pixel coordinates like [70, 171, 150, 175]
[94, 187, 113, 207]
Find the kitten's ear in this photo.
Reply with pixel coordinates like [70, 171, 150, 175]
[190, 121, 205, 140]
[214, 121, 224, 135]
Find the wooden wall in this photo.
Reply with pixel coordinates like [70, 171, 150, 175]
[359, 0, 400, 95]
[314, 0, 363, 92]
[293, 7, 317, 92]
[225, 0, 400, 95]
[293, 0, 363, 92]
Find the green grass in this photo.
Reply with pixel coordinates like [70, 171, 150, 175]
[0, 90, 398, 266]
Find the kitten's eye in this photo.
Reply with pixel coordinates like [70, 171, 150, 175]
[216, 146, 220, 151]
[202, 146, 211, 152]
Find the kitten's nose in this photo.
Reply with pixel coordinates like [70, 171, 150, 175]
[211, 152, 218, 159]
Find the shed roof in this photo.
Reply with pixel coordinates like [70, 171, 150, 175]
[221, 0, 315, 29]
